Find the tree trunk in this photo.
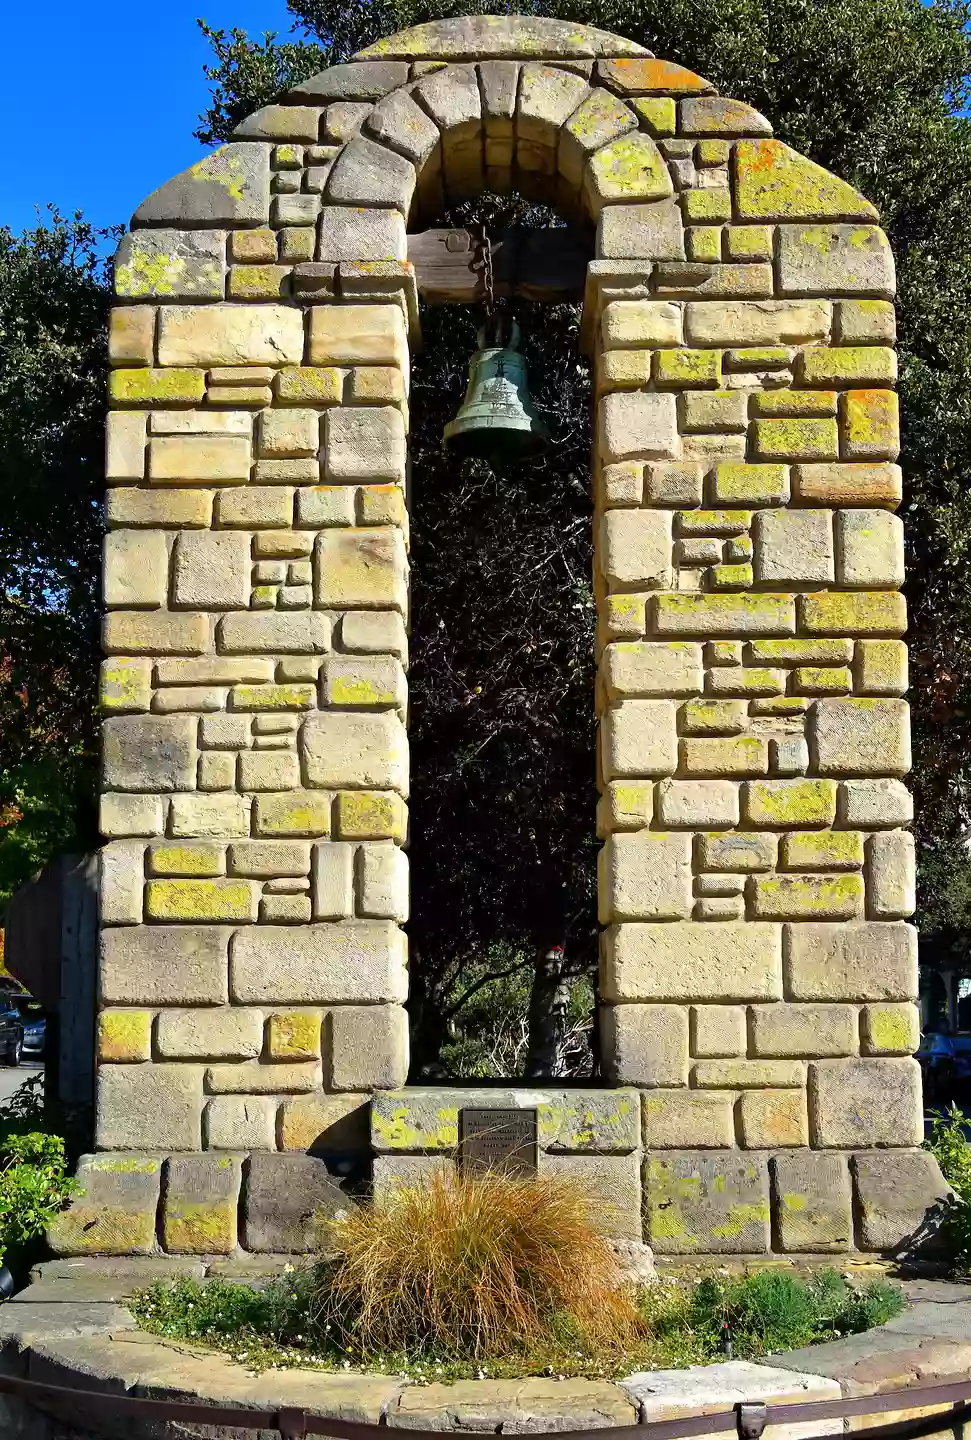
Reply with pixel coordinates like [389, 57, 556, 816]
[524, 944, 571, 1078]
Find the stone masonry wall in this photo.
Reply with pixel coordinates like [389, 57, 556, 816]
[60, 15, 936, 1258]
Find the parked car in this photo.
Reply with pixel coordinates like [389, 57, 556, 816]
[917, 1031, 964, 1102]
[19, 1001, 45, 1060]
[0, 985, 26, 1067]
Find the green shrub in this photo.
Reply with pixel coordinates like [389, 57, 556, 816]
[925, 1104, 971, 1269]
[0, 1131, 77, 1260]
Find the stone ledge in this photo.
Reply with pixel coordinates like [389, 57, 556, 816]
[1, 1275, 970, 1438]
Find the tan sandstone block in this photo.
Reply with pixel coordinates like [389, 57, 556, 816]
[598, 510, 673, 589]
[148, 434, 251, 484]
[109, 306, 156, 366]
[100, 925, 229, 1006]
[100, 657, 152, 715]
[106, 411, 148, 481]
[604, 642, 701, 699]
[204, 1096, 276, 1149]
[169, 794, 251, 840]
[601, 922, 782, 1001]
[738, 1090, 808, 1148]
[357, 842, 409, 920]
[690, 1005, 746, 1058]
[301, 710, 407, 791]
[267, 1011, 322, 1061]
[315, 527, 407, 610]
[279, 1092, 369, 1152]
[106, 488, 213, 529]
[100, 841, 145, 926]
[685, 299, 831, 347]
[255, 792, 332, 838]
[809, 1058, 922, 1147]
[866, 829, 916, 918]
[657, 780, 739, 828]
[597, 782, 654, 834]
[329, 1004, 409, 1090]
[601, 700, 678, 778]
[206, 1061, 320, 1093]
[809, 697, 910, 777]
[598, 832, 692, 921]
[230, 921, 408, 1004]
[156, 1008, 263, 1059]
[835, 508, 904, 587]
[103, 530, 169, 609]
[602, 300, 683, 348]
[601, 1004, 689, 1087]
[641, 1090, 735, 1148]
[157, 304, 304, 366]
[784, 921, 917, 1001]
[96, 1063, 203, 1150]
[100, 792, 165, 839]
[861, 1002, 920, 1056]
[98, 1010, 153, 1063]
[309, 304, 406, 367]
[598, 391, 678, 462]
[750, 1003, 856, 1057]
[172, 531, 251, 608]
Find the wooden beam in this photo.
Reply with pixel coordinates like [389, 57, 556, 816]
[407, 228, 590, 304]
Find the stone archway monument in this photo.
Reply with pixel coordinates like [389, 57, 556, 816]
[52, 14, 948, 1261]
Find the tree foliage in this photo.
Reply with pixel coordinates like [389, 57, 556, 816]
[0, 212, 109, 910]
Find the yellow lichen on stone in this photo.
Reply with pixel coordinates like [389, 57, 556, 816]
[150, 844, 224, 878]
[745, 779, 837, 828]
[677, 509, 752, 535]
[725, 226, 773, 260]
[734, 140, 879, 221]
[589, 133, 673, 201]
[98, 1010, 153, 1063]
[799, 347, 896, 386]
[753, 390, 837, 418]
[863, 1003, 919, 1055]
[603, 57, 713, 93]
[232, 684, 316, 711]
[800, 591, 906, 636]
[710, 562, 754, 589]
[164, 1202, 235, 1254]
[109, 368, 205, 406]
[750, 872, 864, 919]
[841, 388, 900, 459]
[328, 673, 396, 706]
[99, 658, 151, 713]
[752, 417, 838, 461]
[256, 792, 332, 837]
[144, 878, 255, 922]
[711, 463, 787, 504]
[682, 189, 732, 224]
[687, 227, 722, 263]
[780, 829, 864, 870]
[274, 366, 343, 405]
[337, 790, 407, 841]
[227, 265, 291, 299]
[655, 348, 721, 388]
[631, 97, 676, 137]
[190, 147, 248, 203]
[268, 1011, 321, 1060]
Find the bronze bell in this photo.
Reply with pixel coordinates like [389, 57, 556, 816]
[443, 314, 550, 463]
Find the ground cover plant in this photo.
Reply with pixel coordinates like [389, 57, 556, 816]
[130, 1173, 905, 1379]
[925, 1103, 971, 1269]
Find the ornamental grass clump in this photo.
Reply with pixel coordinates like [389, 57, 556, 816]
[309, 1170, 644, 1362]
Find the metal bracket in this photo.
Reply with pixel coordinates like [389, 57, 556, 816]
[736, 1403, 768, 1440]
[278, 1407, 309, 1439]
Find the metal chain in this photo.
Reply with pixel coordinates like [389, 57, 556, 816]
[472, 222, 495, 316]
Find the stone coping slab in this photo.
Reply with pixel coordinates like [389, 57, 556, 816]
[3, 1271, 971, 1438]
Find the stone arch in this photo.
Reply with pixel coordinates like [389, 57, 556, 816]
[77, 15, 946, 1262]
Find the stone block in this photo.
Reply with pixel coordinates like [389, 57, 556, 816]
[835, 509, 904, 588]
[326, 136, 416, 212]
[255, 791, 332, 837]
[601, 699, 678, 778]
[798, 345, 897, 386]
[598, 511, 673, 590]
[236, 104, 321, 140]
[780, 829, 863, 870]
[750, 1003, 855, 1058]
[657, 779, 739, 828]
[598, 391, 678, 462]
[776, 224, 894, 298]
[604, 644, 702, 701]
[366, 90, 440, 164]
[711, 462, 787, 504]
[861, 1002, 920, 1056]
[329, 1004, 409, 1089]
[96, 1063, 203, 1150]
[237, 750, 300, 792]
[104, 610, 210, 657]
[738, 1090, 808, 1148]
[218, 610, 331, 653]
[107, 488, 213, 530]
[785, 921, 916, 1002]
[641, 1090, 735, 1148]
[109, 309, 156, 368]
[602, 300, 683, 348]
[693, 1058, 804, 1088]
[315, 526, 407, 610]
[357, 841, 409, 920]
[799, 590, 906, 636]
[792, 461, 902, 508]
[600, 1003, 688, 1087]
[302, 711, 407, 791]
[169, 793, 251, 839]
[771, 1153, 853, 1253]
[230, 921, 408, 1003]
[105, 412, 149, 487]
[839, 778, 913, 828]
[866, 829, 916, 919]
[323, 655, 405, 708]
[841, 387, 900, 461]
[809, 697, 911, 777]
[133, 143, 270, 226]
[752, 417, 838, 462]
[317, 206, 408, 264]
[48, 1154, 161, 1257]
[324, 406, 405, 482]
[539, 1153, 641, 1240]
[602, 922, 782, 1001]
[244, 1152, 356, 1252]
[100, 840, 145, 926]
[644, 1152, 770, 1253]
[311, 841, 354, 919]
[148, 433, 252, 484]
[171, 531, 251, 609]
[597, 200, 685, 260]
[680, 700, 747, 735]
[654, 592, 796, 636]
[586, 132, 673, 212]
[752, 509, 834, 585]
[155, 1008, 263, 1059]
[685, 299, 831, 347]
[98, 1009, 153, 1063]
[808, 1058, 923, 1147]
[279, 1092, 369, 1152]
[157, 304, 303, 366]
[163, 1154, 242, 1254]
[309, 304, 406, 368]
[734, 138, 877, 221]
[218, 486, 294, 528]
[690, 1005, 746, 1058]
[751, 872, 864, 921]
[680, 736, 768, 777]
[115, 229, 226, 300]
[292, 60, 407, 102]
[836, 299, 897, 345]
[682, 390, 749, 435]
[100, 925, 229, 1006]
[206, 1060, 320, 1093]
[110, 367, 206, 406]
[102, 714, 197, 794]
[698, 832, 778, 872]
[597, 781, 654, 834]
[204, 1096, 276, 1149]
[599, 832, 692, 923]
[518, 63, 588, 143]
[854, 639, 908, 696]
[852, 1151, 951, 1251]
[100, 792, 165, 839]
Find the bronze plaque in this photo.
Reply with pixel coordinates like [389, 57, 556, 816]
[459, 1107, 538, 1178]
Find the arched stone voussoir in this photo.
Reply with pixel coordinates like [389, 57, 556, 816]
[355, 15, 652, 61]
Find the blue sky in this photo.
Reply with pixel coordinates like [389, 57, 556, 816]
[1, 0, 300, 235]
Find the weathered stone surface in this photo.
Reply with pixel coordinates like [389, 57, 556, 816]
[102, 715, 197, 794]
[753, 508, 834, 585]
[835, 509, 904, 588]
[48, 1154, 161, 1256]
[327, 136, 416, 212]
[96, 1063, 203, 1151]
[810, 697, 911, 777]
[173, 531, 251, 608]
[598, 832, 692, 920]
[155, 1008, 262, 1059]
[808, 1058, 923, 1148]
[290, 60, 409, 100]
[539, 1153, 642, 1240]
[218, 610, 332, 653]
[750, 1003, 855, 1058]
[866, 829, 916, 919]
[317, 206, 408, 262]
[115, 228, 226, 300]
[776, 224, 894, 298]
[737, 1089, 808, 1148]
[657, 779, 739, 827]
[388, 1376, 635, 1430]
[644, 1152, 770, 1253]
[602, 922, 782, 1001]
[230, 922, 408, 1003]
[640, 1089, 735, 1148]
[163, 1154, 242, 1254]
[234, 103, 323, 139]
[598, 390, 678, 462]
[279, 1091, 370, 1152]
[329, 1004, 409, 1089]
[100, 925, 229, 1006]
[204, 1095, 276, 1149]
[302, 710, 407, 790]
[244, 1152, 356, 1252]
[370, 1087, 638, 1154]
[771, 1152, 853, 1253]
[133, 144, 271, 226]
[623, 1361, 839, 1428]
[785, 921, 916, 1001]
[734, 140, 878, 221]
[601, 699, 678, 778]
[359, 15, 649, 58]
[852, 1151, 951, 1252]
[601, 1004, 688, 1087]
[157, 303, 303, 366]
